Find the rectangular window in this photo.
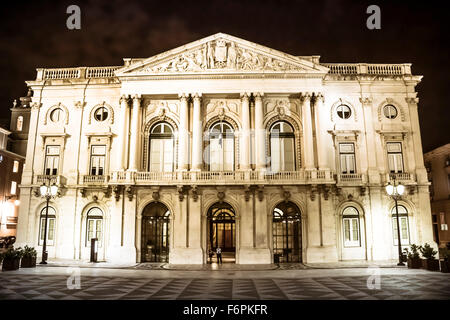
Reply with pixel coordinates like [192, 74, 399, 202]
[86, 218, 103, 247]
[387, 142, 404, 173]
[10, 181, 17, 195]
[339, 143, 356, 174]
[150, 138, 173, 172]
[90, 145, 106, 176]
[343, 217, 360, 247]
[44, 145, 60, 175]
[393, 216, 410, 245]
[39, 217, 56, 246]
[13, 160, 19, 173]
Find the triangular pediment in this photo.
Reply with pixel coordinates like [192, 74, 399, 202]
[116, 33, 329, 76]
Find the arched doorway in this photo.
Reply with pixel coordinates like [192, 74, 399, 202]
[141, 202, 170, 262]
[207, 202, 236, 263]
[272, 201, 302, 263]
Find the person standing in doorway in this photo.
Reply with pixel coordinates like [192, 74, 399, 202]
[216, 246, 222, 264]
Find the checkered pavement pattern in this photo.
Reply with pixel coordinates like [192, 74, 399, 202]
[0, 274, 449, 300]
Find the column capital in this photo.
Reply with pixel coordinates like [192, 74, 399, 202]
[119, 95, 130, 104]
[240, 92, 250, 100]
[192, 93, 202, 100]
[132, 94, 142, 101]
[301, 92, 312, 101]
[178, 93, 188, 100]
[359, 97, 373, 106]
[314, 92, 324, 103]
[405, 97, 419, 105]
[254, 92, 264, 100]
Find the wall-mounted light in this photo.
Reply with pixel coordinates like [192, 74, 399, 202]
[14, 200, 20, 206]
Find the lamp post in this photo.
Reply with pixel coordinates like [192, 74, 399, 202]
[385, 176, 406, 266]
[39, 178, 59, 264]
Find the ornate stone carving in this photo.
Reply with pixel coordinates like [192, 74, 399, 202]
[152, 190, 160, 201]
[191, 186, 199, 202]
[360, 186, 366, 197]
[113, 185, 121, 201]
[80, 188, 86, 198]
[177, 185, 184, 202]
[310, 185, 317, 201]
[126, 186, 133, 201]
[142, 39, 304, 73]
[257, 185, 264, 201]
[217, 191, 225, 203]
[323, 185, 331, 200]
[244, 185, 251, 202]
[282, 189, 291, 203]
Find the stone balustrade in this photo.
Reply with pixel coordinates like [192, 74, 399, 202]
[36, 66, 121, 80]
[34, 63, 412, 80]
[322, 63, 411, 75]
[109, 170, 335, 185]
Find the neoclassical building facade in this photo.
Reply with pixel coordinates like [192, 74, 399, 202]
[15, 33, 435, 264]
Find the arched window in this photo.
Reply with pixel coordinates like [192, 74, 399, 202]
[149, 122, 174, 172]
[209, 121, 234, 171]
[383, 104, 398, 119]
[50, 108, 64, 122]
[336, 104, 351, 119]
[16, 116, 23, 131]
[342, 206, 361, 247]
[86, 207, 103, 247]
[270, 121, 295, 172]
[391, 205, 410, 245]
[38, 206, 56, 246]
[94, 107, 109, 122]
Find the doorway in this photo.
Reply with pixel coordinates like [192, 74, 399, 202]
[141, 202, 170, 262]
[272, 201, 302, 263]
[207, 202, 236, 263]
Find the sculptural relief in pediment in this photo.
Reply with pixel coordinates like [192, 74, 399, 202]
[140, 39, 306, 73]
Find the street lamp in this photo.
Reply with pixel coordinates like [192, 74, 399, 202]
[385, 176, 406, 266]
[39, 179, 59, 264]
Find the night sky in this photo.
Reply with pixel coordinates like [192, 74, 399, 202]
[0, 0, 448, 152]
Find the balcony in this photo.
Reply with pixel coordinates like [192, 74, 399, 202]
[337, 173, 366, 186]
[385, 172, 416, 185]
[82, 175, 109, 185]
[109, 170, 335, 186]
[35, 175, 64, 185]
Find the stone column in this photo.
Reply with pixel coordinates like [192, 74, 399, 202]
[191, 93, 203, 171]
[240, 93, 251, 170]
[360, 97, 380, 184]
[178, 94, 189, 170]
[128, 95, 141, 171]
[406, 97, 428, 184]
[116, 95, 129, 171]
[254, 93, 266, 170]
[313, 93, 328, 170]
[301, 93, 315, 169]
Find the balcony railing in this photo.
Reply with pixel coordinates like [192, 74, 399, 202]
[109, 170, 335, 185]
[37, 66, 121, 80]
[386, 172, 415, 184]
[322, 63, 411, 76]
[35, 175, 62, 185]
[337, 173, 365, 184]
[82, 175, 109, 184]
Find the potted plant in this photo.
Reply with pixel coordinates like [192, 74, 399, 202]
[20, 245, 37, 268]
[1, 247, 23, 271]
[439, 248, 450, 273]
[404, 244, 422, 269]
[420, 243, 439, 271]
